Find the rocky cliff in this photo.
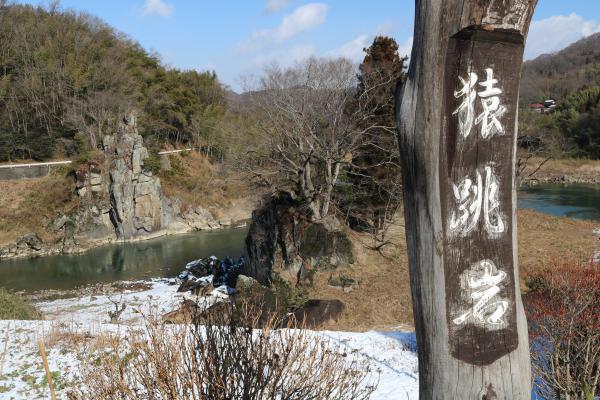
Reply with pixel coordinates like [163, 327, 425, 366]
[242, 192, 354, 286]
[103, 113, 165, 239]
[71, 112, 210, 244]
[0, 112, 234, 260]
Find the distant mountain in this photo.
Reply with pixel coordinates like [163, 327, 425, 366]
[520, 33, 600, 105]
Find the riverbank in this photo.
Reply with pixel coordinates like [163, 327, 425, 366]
[520, 157, 600, 185]
[0, 143, 260, 261]
[3, 208, 597, 328]
[517, 209, 599, 284]
[0, 195, 255, 261]
[0, 119, 262, 261]
[2, 185, 598, 333]
[0, 228, 249, 293]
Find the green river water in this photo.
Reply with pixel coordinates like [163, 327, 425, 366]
[0, 228, 248, 292]
[518, 183, 600, 221]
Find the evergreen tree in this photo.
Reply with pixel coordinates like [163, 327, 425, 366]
[340, 36, 407, 231]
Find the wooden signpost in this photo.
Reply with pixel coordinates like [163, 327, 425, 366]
[396, 1, 537, 398]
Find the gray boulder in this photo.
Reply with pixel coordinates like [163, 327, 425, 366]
[16, 233, 43, 251]
[242, 193, 354, 286]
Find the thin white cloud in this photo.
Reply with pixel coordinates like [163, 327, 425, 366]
[375, 20, 396, 36]
[525, 13, 600, 59]
[397, 36, 413, 58]
[239, 3, 327, 52]
[237, 44, 317, 91]
[253, 44, 316, 66]
[265, 0, 293, 14]
[142, 0, 174, 17]
[271, 3, 327, 42]
[328, 34, 370, 62]
[328, 33, 413, 63]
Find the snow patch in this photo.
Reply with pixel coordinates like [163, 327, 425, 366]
[0, 280, 419, 399]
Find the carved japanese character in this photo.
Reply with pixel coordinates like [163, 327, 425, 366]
[452, 71, 478, 138]
[453, 259, 509, 328]
[475, 68, 507, 139]
[448, 164, 506, 239]
[449, 172, 482, 237]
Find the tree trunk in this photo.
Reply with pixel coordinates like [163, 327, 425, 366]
[396, 1, 537, 398]
[321, 161, 340, 218]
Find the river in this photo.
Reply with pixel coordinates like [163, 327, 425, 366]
[1, 183, 599, 292]
[0, 228, 248, 292]
[518, 183, 600, 220]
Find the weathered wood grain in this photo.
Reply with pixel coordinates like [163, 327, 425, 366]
[396, 0, 537, 398]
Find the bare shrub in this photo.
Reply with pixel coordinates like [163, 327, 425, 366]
[43, 321, 123, 358]
[525, 260, 600, 399]
[107, 295, 127, 324]
[70, 300, 378, 399]
[44, 322, 93, 349]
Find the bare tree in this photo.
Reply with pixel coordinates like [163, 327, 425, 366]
[66, 90, 131, 151]
[245, 57, 390, 220]
[515, 109, 567, 184]
[107, 295, 127, 324]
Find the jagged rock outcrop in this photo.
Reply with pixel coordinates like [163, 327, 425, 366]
[0, 233, 50, 259]
[102, 113, 164, 239]
[0, 112, 250, 260]
[73, 112, 220, 242]
[242, 193, 354, 286]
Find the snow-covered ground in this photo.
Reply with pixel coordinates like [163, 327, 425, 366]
[0, 280, 419, 399]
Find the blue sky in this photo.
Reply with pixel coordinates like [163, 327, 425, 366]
[15, 0, 600, 92]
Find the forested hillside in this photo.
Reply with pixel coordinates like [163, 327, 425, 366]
[519, 33, 600, 159]
[0, 2, 226, 161]
[520, 32, 600, 104]
[4, 1, 598, 165]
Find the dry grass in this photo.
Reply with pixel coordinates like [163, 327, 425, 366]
[308, 209, 598, 332]
[0, 170, 76, 245]
[44, 322, 96, 350]
[159, 152, 252, 212]
[0, 288, 43, 320]
[306, 217, 413, 332]
[521, 156, 600, 181]
[517, 209, 597, 286]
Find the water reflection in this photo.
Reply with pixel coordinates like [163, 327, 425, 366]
[518, 183, 600, 220]
[0, 228, 248, 292]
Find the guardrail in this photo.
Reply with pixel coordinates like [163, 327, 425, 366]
[0, 148, 196, 171]
[0, 160, 72, 169]
[157, 148, 193, 155]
